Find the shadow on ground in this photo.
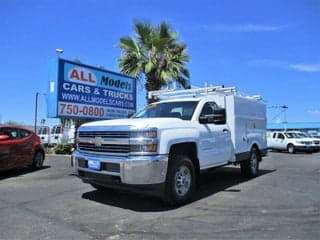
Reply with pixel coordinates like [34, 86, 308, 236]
[0, 166, 50, 180]
[82, 166, 275, 212]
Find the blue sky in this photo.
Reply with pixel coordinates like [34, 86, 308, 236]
[1, 0, 320, 126]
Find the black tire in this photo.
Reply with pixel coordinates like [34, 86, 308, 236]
[32, 151, 44, 169]
[287, 144, 295, 154]
[164, 155, 196, 206]
[240, 147, 260, 178]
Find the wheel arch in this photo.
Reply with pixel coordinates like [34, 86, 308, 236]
[251, 143, 262, 161]
[168, 142, 200, 183]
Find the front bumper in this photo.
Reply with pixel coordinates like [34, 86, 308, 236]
[71, 151, 168, 185]
[294, 145, 319, 152]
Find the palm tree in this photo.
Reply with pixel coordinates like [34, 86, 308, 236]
[118, 21, 191, 103]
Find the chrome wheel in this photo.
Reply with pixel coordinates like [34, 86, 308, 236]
[174, 165, 191, 197]
[165, 155, 195, 205]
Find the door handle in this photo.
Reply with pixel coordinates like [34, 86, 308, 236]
[223, 129, 229, 133]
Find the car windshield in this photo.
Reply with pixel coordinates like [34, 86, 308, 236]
[285, 132, 303, 138]
[38, 127, 48, 134]
[133, 101, 199, 120]
[296, 132, 309, 138]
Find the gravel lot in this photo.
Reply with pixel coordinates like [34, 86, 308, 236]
[0, 151, 319, 240]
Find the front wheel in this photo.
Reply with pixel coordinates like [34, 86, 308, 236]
[240, 147, 260, 178]
[32, 151, 44, 169]
[164, 155, 196, 206]
[287, 144, 295, 154]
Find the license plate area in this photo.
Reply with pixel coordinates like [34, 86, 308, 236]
[88, 160, 101, 170]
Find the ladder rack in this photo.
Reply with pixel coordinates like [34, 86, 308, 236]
[149, 85, 238, 100]
[148, 85, 263, 101]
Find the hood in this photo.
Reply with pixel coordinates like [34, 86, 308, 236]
[79, 117, 191, 131]
[293, 137, 313, 143]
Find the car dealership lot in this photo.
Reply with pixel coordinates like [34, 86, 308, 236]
[0, 152, 319, 240]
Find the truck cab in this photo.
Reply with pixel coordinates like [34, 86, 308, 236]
[49, 125, 63, 146]
[37, 126, 50, 147]
[72, 86, 267, 205]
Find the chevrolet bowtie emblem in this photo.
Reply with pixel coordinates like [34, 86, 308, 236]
[93, 137, 103, 146]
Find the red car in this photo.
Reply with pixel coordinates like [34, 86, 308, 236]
[0, 125, 45, 171]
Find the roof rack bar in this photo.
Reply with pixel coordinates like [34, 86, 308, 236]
[148, 86, 238, 100]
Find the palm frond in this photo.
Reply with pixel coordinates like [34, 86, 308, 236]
[118, 20, 191, 102]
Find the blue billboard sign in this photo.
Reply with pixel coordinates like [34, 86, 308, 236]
[47, 59, 136, 120]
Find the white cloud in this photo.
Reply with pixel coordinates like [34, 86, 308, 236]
[249, 59, 286, 68]
[249, 59, 320, 73]
[204, 24, 285, 32]
[308, 109, 320, 115]
[289, 64, 320, 73]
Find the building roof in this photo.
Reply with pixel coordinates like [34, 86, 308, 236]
[267, 122, 320, 130]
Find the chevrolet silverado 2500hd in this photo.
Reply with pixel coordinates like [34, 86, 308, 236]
[71, 86, 267, 205]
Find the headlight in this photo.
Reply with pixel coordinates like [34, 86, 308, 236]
[130, 143, 158, 153]
[129, 128, 158, 155]
[130, 128, 157, 138]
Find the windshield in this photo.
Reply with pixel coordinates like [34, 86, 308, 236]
[285, 132, 304, 138]
[133, 101, 199, 120]
[296, 132, 308, 138]
[38, 127, 48, 134]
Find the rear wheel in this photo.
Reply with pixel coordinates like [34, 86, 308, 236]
[287, 144, 295, 154]
[240, 147, 260, 178]
[164, 155, 196, 205]
[32, 151, 44, 169]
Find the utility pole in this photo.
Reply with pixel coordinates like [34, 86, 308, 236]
[34, 92, 39, 133]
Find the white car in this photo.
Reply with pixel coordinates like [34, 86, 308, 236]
[267, 131, 317, 153]
[294, 132, 320, 152]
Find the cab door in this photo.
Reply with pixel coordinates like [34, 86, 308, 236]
[198, 102, 233, 168]
[274, 132, 286, 150]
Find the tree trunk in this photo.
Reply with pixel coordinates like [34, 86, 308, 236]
[145, 71, 162, 104]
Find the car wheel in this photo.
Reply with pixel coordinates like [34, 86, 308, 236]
[287, 144, 295, 154]
[32, 151, 44, 169]
[164, 155, 196, 206]
[240, 147, 260, 178]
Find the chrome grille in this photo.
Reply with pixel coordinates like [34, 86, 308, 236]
[78, 143, 130, 153]
[78, 131, 130, 154]
[79, 131, 129, 138]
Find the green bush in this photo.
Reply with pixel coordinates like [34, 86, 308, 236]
[53, 143, 74, 155]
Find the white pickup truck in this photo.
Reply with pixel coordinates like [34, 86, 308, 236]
[267, 131, 319, 153]
[71, 86, 267, 205]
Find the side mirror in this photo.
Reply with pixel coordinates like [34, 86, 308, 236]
[212, 108, 226, 124]
[0, 134, 10, 141]
[199, 116, 209, 124]
[199, 108, 226, 124]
